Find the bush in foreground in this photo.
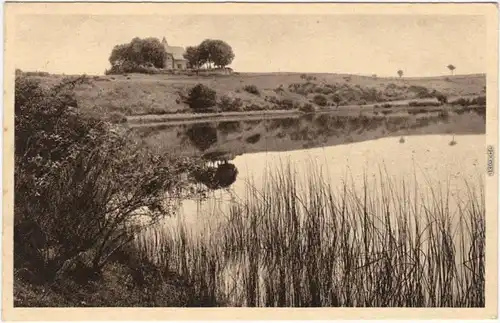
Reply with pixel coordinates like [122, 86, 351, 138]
[14, 74, 206, 304]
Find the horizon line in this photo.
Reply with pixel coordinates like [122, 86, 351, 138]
[16, 68, 486, 79]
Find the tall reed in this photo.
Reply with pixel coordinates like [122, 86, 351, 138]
[135, 162, 485, 307]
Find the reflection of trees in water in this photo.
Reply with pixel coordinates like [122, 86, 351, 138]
[186, 123, 218, 152]
[300, 113, 314, 122]
[246, 133, 261, 144]
[217, 121, 241, 134]
[265, 118, 300, 131]
[193, 161, 238, 190]
[313, 115, 392, 136]
[242, 120, 263, 131]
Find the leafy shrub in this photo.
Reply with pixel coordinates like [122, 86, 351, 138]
[186, 84, 217, 112]
[243, 85, 260, 96]
[218, 95, 243, 112]
[274, 85, 285, 93]
[299, 103, 315, 113]
[288, 83, 315, 96]
[244, 103, 266, 111]
[278, 98, 295, 110]
[313, 94, 328, 107]
[449, 98, 469, 106]
[300, 74, 317, 81]
[408, 85, 434, 99]
[331, 94, 342, 107]
[14, 75, 202, 285]
[434, 93, 448, 104]
[361, 88, 383, 103]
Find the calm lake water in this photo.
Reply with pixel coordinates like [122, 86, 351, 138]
[165, 133, 485, 231]
[142, 132, 486, 306]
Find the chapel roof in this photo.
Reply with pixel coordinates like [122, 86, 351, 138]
[162, 37, 186, 60]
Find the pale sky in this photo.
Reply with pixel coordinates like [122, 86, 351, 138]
[13, 14, 486, 77]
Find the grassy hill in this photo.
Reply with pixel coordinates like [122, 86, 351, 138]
[24, 72, 486, 121]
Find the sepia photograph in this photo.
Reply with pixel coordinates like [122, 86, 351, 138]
[2, 2, 498, 321]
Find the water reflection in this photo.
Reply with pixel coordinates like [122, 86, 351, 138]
[217, 121, 241, 134]
[137, 110, 486, 163]
[186, 123, 218, 152]
[193, 160, 239, 190]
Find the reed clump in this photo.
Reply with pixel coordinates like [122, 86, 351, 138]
[135, 163, 485, 307]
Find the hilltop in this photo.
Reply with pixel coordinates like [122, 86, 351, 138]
[23, 71, 486, 122]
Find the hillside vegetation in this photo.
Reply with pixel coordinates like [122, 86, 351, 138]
[23, 72, 486, 121]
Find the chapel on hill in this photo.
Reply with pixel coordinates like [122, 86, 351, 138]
[162, 37, 187, 70]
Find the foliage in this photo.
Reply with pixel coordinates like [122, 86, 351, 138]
[299, 103, 315, 113]
[407, 85, 435, 99]
[183, 46, 205, 70]
[218, 95, 243, 112]
[243, 85, 260, 96]
[14, 75, 202, 285]
[186, 84, 217, 112]
[108, 37, 167, 72]
[397, 70, 404, 78]
[198, 39, 235, 69]
[447, 64, 456, 75]
[331, 94, 342, 107]
[434, 92, 448, 104]
[300, 74, 317, 81]
[14, 243, 201, 307]
[312, 94, 328, 107]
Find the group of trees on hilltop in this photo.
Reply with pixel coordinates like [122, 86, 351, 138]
[183, 39, 235, 71]
[107, 37, 234, 74]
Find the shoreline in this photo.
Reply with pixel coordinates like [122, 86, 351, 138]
[126, 105, 485, 127]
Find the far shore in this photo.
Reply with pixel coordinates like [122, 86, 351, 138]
[127, 109, 300, 126]
[127, 104, 485, 127]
